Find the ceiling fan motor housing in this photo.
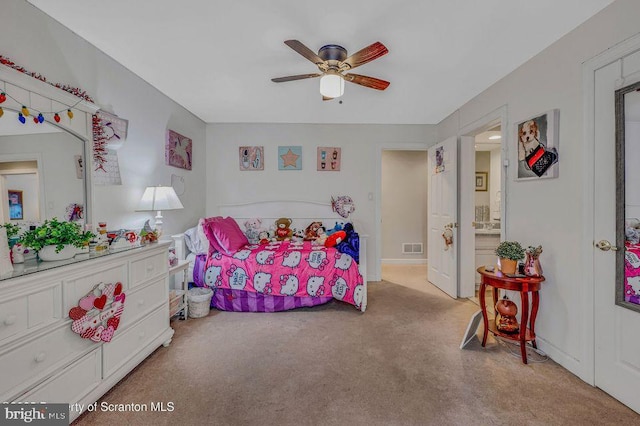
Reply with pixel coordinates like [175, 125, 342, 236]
[318, 45, 348, 62]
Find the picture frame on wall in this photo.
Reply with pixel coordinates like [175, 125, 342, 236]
[165, 129, 193, 170]
[317, 147, 341, 171]
[239, 146, 264, 171]
[515, 109, 559, 180]
[279, 146, 302, 170]
[8, 190, 23, 220]
[475, 172, 488, 191]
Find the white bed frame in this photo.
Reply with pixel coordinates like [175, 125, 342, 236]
[171, 200, 368, 312]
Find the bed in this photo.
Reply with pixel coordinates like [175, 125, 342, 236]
[172, 200, 368, 312]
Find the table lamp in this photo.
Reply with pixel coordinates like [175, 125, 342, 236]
[136, 185, 184, 235]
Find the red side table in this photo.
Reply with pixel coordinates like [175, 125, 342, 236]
[477, 266, 545, 364]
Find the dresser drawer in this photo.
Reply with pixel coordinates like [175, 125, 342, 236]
[63, 263, 127, 317]
[0, 324, 94, 400]
[18, 348, 101, 406]
[0, 283, 62, 344]
[121, 277, 167, 327]
[131, 251, 167, 289]
[102, 306, 167, 377]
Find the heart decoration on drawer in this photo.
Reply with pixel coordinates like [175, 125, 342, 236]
[69, 281, 126, 343]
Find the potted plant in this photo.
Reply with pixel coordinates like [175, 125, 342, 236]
[1, 223, 21, 247]
[495, 241, 525, 274]
[20, 218, 94, 261]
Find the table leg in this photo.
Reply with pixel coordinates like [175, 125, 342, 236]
[520, 291, 530, 364]
[530, 290, 539, 349]
[480, 280, 489, 347]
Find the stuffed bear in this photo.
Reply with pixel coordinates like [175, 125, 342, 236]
[243, 218, 264, 244]
[274, 217, 293, 241]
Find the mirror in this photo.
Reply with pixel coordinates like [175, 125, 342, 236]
[0, 109, 86, 227]
[616, 81, 640, 312]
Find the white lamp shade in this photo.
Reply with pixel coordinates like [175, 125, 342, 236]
[136, 186, 184, 211]
[320, 74, 344, 98]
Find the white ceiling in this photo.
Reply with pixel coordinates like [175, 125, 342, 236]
[27, 0, 613, 125]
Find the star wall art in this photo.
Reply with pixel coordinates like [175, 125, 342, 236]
[278, 146, 302, 170]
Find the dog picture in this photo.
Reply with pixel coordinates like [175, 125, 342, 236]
[518, 120, 541, 162]
[515, 110, 560, 180]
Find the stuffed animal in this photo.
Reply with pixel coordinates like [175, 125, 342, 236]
[243, 218, 264, 244]
[258, 230, 271, 245]
[325, 230, 347, 247]
[314, 226, 328, 245]
[291, 228, 305, 242]
[326, 222, 344, 236]
[336, 223, 360, 263]
[274, 218, 293, 241]
[304, 221, 323, 241]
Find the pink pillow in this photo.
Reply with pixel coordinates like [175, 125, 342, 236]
[201, 216, 225, 254]
[203, 217, 248, 256]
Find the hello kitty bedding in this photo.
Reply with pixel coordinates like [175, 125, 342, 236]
[624, 243, 640, 305]
[194, 240, 365, 312]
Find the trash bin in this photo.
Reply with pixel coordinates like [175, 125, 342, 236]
[187, 287, 213, 318]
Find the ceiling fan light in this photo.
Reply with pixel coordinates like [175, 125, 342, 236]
[320, 74, 344, 98]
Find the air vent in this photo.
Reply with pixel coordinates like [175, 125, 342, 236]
[402, 243, 424, 254]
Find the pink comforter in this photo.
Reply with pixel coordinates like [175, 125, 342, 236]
[203, 240, 365, 310]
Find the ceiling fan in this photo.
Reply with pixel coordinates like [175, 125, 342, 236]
[271, 40, 390, 100]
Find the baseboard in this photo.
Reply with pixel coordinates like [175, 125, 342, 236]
[381, 258, 427, 265]
[535, 336, 588, 383]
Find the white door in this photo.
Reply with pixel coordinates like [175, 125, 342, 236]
[427, 137, 457, 298]
[593, 53, 640, 413]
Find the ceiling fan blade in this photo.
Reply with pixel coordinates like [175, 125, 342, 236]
[271, 73, 322, 83]
[341, 42, 388, 70]
[344, 73, 390, 90]
[284, 40, 325, 65]
[322, 96, 334, 101]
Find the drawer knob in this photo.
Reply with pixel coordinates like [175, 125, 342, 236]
[146, 264, 154, 272]
[3, 315, 16, 326]
[138, 331, 146, 339]
[35, 352, 46, 363]
[138, 299, 145, 306]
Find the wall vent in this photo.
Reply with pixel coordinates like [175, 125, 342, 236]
[402, 243, 424, 254]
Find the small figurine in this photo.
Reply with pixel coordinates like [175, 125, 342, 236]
[496, 296, 519, 334]
[11, 243, 27, 264]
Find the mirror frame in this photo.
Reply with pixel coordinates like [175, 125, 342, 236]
[615, 80, 640, 313]
[0, 66, 99, 226]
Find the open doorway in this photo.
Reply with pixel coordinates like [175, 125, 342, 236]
[380, 148, 428, 289]
[473, 127, 502, 296]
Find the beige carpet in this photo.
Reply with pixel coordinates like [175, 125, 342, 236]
[73, 265, 639, 425]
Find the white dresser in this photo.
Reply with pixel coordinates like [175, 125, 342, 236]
[0, 241, 173, 421]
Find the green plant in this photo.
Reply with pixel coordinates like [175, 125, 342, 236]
[20, 218, 94, 253]
[1, 223, 20, 239]
[495, 241, 525, 261]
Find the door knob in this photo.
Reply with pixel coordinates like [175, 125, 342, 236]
[595, 240, 619, 251]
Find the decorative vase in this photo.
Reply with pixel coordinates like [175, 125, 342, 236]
[524, 245, 543, 277]
[496, 296, 519, 334]
[38, 244, 76, 261]
[499, 258, 518, 274]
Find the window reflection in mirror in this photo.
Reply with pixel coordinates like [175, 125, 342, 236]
[0, 109, 85, 227]
[617, 82, 640, 312]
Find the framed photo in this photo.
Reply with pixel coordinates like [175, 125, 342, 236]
[239, 146, 264, 171]
[475, 172, 488, 191]
[278, 146, 302, 170]
[165, 129, 192, 170]
[8, 190, 23, 220]
[515, 109, 559, 180]
[317, 147, 341, 171]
